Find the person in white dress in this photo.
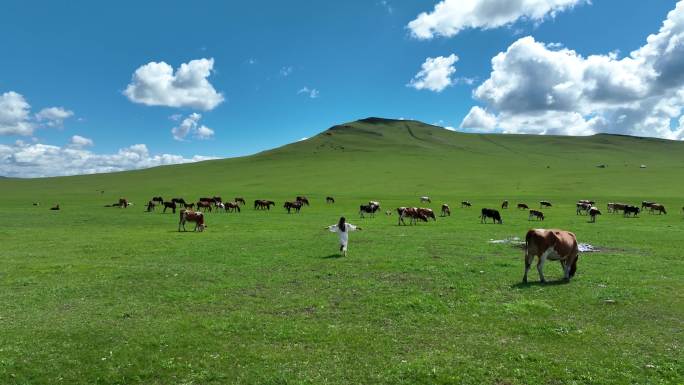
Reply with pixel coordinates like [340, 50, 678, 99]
[324, 217, 362, 257]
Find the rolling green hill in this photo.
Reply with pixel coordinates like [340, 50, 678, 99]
[0, 119, 683, 385]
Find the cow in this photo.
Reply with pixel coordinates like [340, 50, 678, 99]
[441, 204, 451, 217]
[326, 196, 335, 204]
[607, 202, 616, 213]
[162, 201, 177, 213]
[649, 203, 667, 215]
[224, 202, 241, 213]
[284, 201, 303, 214]
[576, 202, 591, 215]
[417, 208, 436, 221]
[178, 210, 206, 232]
[420, 196, 431, 204]
[152, 196, 164, 205]
[589, 207, 601, 223]
[254, 200, 275, 210]
[611, 203, 627, 214]
[171, 198, 186, 206]
[623, 205, 640, 217]
[517, 203, 529, 210]
[501, 200, 509, 209]
[359, 202, 380, 218]
[528, 210, 544, 221]
[461, 201, 472, 208]
[540, 201, 552, 208]
[196, 200, 213, 212]
[578, 199, 595, 205]
[118, 198, 129, 208]
[523, 229, 578, 283]
[397, 207, 428, 225]
[480, 208, 502, 224]
[642, 201, 655, 210]
[234, 197, 246, 206]
[296, 196, 310, 206]
[146, 201, 156, 212]
[212, 196, 223, 205]
[198, 197, 213, 205]
[215, 202, 225, 211]
[183, 202, 195, 210]
[50, 204, 60, 211]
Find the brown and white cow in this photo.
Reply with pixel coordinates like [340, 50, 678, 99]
[589, 207, 601, 223]
[528, 210, 544, 221]
[178, 210, 206, 232]
[523, 229, 579, 283]
[420, 196, 431, 204]
[576, 202, 591, 215]
[417, 208, 436, 221]
[397, 207, 428, 225]
[649, 203, 667, 215]
[441, 204, 451, 217]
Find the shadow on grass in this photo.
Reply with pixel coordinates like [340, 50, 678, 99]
[511, 279, 570, 289]
[322, 254, 343, 259]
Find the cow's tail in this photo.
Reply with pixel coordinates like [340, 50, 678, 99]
[570, 241, 579, 277]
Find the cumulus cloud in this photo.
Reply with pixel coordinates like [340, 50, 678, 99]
[69, 135, 94, 148]
[408, 54, 459, 92]
[0, 91, 33, 136]
[0, 141, 217, 178]
[461, 1, 684, 139]
[408, 0, 586, 39]
[297, 87, 320, 98]
[460, 106, 497, 131]
[171, 113, 215, 141]
[35, 107, 74, 127]
[124, 58, 224, 111]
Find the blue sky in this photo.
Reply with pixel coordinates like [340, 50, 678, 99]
[1, 0, 682, 176]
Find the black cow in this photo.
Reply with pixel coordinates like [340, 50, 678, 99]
[480, 208, 502, 224]
[359, 203, 380, 218]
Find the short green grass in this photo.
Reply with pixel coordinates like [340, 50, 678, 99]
[1, 119, 682, 384]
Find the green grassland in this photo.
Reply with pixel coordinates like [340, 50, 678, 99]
[0, 118, 682, 384]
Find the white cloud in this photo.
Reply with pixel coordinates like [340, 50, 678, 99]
[408, 0, 587, 39]
[298, 137, 309, 141]
[460, 106, 497, 131]
[0, 141, 217, 178]
[280, 66, 294, 77]
[297, 87, 320, 98]
[171, 113, 215, 141]
[461, 1, 684, 139]
[124, 58, 224, 111]
[36, 107, 74, 127]
[408, 54, 458, 92]
[0, 91, 33, 136]
[379, 0, 393, 14]
[69, 135, 94, 148]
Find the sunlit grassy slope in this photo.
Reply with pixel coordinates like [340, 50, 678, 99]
[0, 118, 682, 385]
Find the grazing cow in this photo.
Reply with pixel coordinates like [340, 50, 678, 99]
[523, 229, 578, 283]
[146, 201, 156, 212]
[284, 201, 303, 214]
[480, 208, 503, 224]
[50, 204, 60, 211]
[589, 207, 601, 223]
[296, 196, 310, 206]
[178, 210, 206, 232]
[501, 200, 509, 209]
[359, 203, 380, 218]
[441, 204, 451, 217]
[576, 202, 591, 215]
[152, 196, 164, 205]
[326, 196, 335, 204]
[163, 201, 177, 213]
[517, 203, 529, 210]
[184, 202, 195, 210]
[118, 198, 129, 208]
[528, 210, 545, 221]
[461, 201, 472, 208]
[212, 196, 223, 205]
[611, 203, 627, 214]
[417, 208, 436, 221]
[198, 197, 213, 205]
[649, 203, 667, 215]
[642, 201, 655, 210]
[623, 205, 640, 217]
[398, 207, 428, 225]
[254, 200, 275, 210]
[171, 198, 186, 206]
[420, 196, 431, 204]
[224, 202, 241, 213]
[196, 200, 213, 212]
[234, 197, 246, 206]
[540, 201, 552, 208]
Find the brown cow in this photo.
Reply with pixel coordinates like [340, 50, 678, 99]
[441, 204, 451, 217]
[196, 200, 213, 212]
[517, 203, 529, 210]
[234, 197, 246, 206]
[254, 200, 275, 210]
[178, 210, 206, 232]
[649, 203, 667, 215]
[296, 196, 310, 206]
[224, 202, 241, 213]
[417, 208, 436, 221]
[162, 201, 176, 213]
[523, 229, 579, 283]
[528, 210, 544, 221]
[284, 201, 303, 214]
[540, 201, 552, 208]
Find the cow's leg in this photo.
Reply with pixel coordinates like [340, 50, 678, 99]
[538, 248, 553, 283]
[523, 253, 533, 283]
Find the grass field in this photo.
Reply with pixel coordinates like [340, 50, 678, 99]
[1, 118, 683, 384]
